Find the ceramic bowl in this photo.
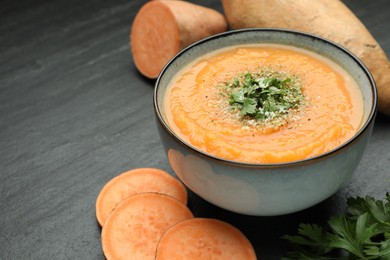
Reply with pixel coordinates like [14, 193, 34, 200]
[153, 29, 377, 216]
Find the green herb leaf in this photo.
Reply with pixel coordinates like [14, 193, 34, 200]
[348, 193, 390, 233]
[241, 98, 257, 115]
[231, 90, 245, 104]
[282, 223, 331, 254]
[327, 213, 377, 258]
[233, 77, 240, 87]
[221, 69, 305, 128]
[283, 192, 390, 259]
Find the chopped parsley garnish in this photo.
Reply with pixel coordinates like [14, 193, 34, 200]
[220, 69, 305, 128]
[282, 192, 390, 259]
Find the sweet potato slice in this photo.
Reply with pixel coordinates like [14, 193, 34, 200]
[156, 218, 257, 260]
[101, 193, 193, 260]
[130, 0, 227, 79]
[95, 168, 187, 227]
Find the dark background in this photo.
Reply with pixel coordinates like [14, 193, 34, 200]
[1, 0, 389, 259]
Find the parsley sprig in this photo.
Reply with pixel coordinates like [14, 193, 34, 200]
[223, 70, 304, 128]
[282, 193, 390, 259]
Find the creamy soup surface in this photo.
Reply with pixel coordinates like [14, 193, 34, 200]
[164, 44, 364, 164]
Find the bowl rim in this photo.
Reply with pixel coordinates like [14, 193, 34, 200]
[153, 28, 378, 168]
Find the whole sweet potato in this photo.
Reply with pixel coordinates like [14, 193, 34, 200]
[221, 0, 390, 115]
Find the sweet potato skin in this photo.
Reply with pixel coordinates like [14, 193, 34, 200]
[221, 0, 390, 115]
[161, 0, 228, 49]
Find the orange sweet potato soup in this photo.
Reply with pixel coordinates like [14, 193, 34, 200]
[164, 44, 364, 164]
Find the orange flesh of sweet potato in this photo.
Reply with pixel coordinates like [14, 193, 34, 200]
[101, 193, 193, 260]
[95, 168, 187, 227]
[221, 0, 390, 115]
[130, 0, 227, 79]
[156, 218, 257, 260]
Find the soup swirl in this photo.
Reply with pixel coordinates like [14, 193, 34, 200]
[164, 44, 364, 163]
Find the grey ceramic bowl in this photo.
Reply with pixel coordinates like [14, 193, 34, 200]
[153, 29, 377, 216]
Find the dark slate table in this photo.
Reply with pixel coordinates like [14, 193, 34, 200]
[1, 0, 389, 259]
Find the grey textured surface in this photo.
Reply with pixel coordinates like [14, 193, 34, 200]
[0, 0, 389, 259]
